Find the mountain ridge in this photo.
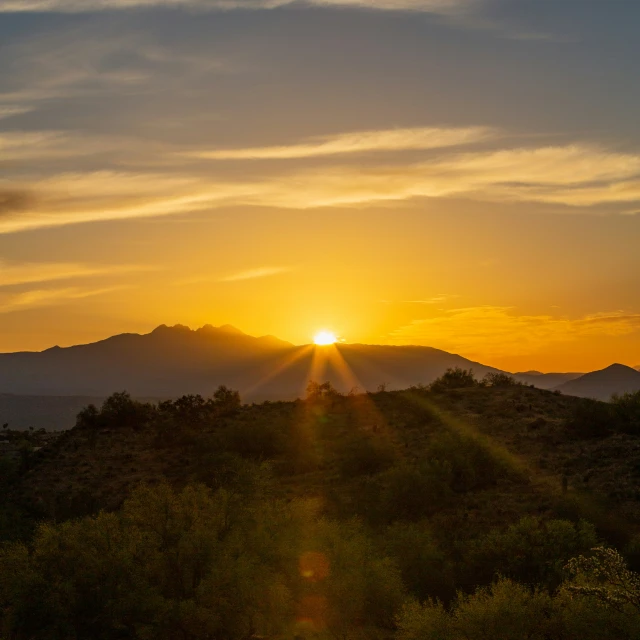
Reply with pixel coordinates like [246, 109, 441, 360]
[0, 325, 638, 429]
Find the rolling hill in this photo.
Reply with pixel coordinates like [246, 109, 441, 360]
[555, 363, 640, 400]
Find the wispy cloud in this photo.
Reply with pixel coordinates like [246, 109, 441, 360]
[188, 126, 493, 160]
[219, 266, 292, 282]
[388, 307, 640, 358]
[0, 105, 33, 119]
[2, 140, 640, 235]
[0, 0, 468, 13]
[0, 261, 156, 287]
[407, 294, 460, 304]
[0, 285, 131, 314]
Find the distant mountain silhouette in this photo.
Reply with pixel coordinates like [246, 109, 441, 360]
[554, 364, 640, 400]
[513, 370, 583, 389]
[0, 325, 502, 415]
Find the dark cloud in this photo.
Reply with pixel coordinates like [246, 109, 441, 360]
[0, 190, 35, 216]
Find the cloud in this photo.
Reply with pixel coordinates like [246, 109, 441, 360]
[188, 126, 493, 160]
[2, 141, 640, 235]
[0, 285, 131, 314]
[0, 105, 34, 119]
[218, 266, 292, 282]
[0, 190, 35, 215]
[0, 0, 467, 13]
[407, 295, 460, 304]
[0, 27, 225, 111]
[388, 307, 640, 358]
[0, 131, 123, 161]
[0, 261, 156, 287]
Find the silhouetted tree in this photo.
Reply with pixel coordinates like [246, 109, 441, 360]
[430, 368, 478, 392]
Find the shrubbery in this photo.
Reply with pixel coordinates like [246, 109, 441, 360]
[397, 549, 640, 640]
[430, 368, 478, 392]
[566, 392, 640, 438]
[463, 516, 598, 590]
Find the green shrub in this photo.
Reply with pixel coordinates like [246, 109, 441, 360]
[464, 516, 598, 590]
[383, 521, 455, 603]
[483, 372, 520, 387]
[338, 434, 396, 478]
[430, 368, 478, 393]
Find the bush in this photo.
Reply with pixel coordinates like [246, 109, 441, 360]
[306, 380, 342, 402]
[76, 392, 155, 431]
[338, 434, 396, 478]
[0, 483, 296, 640]
[611, 391, 640, 434]
[483, 372, 520, 387]
[430, 368, 478, 393]
[397, 573, 640, 640]
[464, 516, 598, 590]
[565, 399, 614, 439]
[383, 522, 455, 603]
[428, 430, 515, 493]
[378, 460, 454, 522]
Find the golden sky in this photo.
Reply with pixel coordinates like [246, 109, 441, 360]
[1, 0, 640, 372]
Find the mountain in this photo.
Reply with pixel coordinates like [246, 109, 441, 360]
[554, 363, 640, 400]
[0, 325, 503, 427]
[513, 370, 583, 389]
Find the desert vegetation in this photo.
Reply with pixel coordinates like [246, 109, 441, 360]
[1, 371, 640, 638]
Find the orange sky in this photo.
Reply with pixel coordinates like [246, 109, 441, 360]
[1, 1, 640, 372]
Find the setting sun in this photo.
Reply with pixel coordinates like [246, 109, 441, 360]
[313, 330, 337, 346]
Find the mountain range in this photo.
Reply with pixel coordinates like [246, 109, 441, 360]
[0, 324, 638, 429]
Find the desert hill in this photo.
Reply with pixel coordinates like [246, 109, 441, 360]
[555, 363, 640, 401]
[7, 381, 638, 529]
[3, 377, 640, 638]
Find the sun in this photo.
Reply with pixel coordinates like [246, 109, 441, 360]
[314, 330, 337, 346]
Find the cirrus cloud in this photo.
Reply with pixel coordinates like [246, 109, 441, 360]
[187, 126, 494, 160]
[0, 0, 468, 12]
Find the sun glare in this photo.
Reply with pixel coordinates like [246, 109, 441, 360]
[314, 330, 337, 346]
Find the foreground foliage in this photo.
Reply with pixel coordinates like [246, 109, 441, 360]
[3, 373, 640, 638]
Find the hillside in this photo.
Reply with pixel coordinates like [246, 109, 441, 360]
[0, 324, 502, 402]
[555, 364, 640, 400]
[3, 378, 640, 638]
[8, 380, 640, 531]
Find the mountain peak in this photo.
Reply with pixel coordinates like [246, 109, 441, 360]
[151, 324, 191, 334]
[600, 363, 639, 375]
[217, 324, 246, 335]
[555, 363, 640, 400]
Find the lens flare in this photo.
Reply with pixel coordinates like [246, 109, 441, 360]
[313, 330, 337, 346]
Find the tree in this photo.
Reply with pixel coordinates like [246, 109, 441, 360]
[465, 516, 598, 590]
[482, 372, 519, 387]
[213, 385, 241, 415]
[430, 368, 477, 392]
[564, 547, 640, 613]
[306, 381, 341, 402]
[0, 483, 296, 640]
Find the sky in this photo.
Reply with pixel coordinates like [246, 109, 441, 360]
[1, 0, 640, 372]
